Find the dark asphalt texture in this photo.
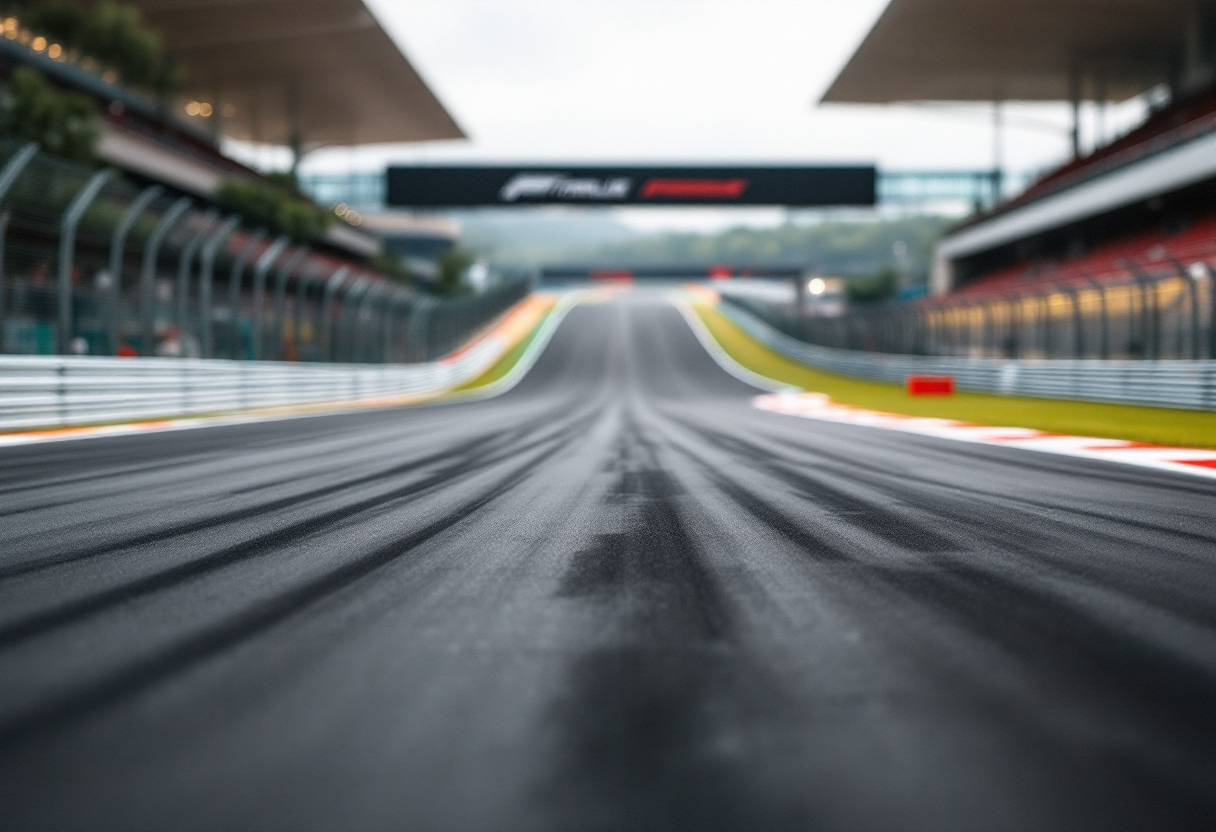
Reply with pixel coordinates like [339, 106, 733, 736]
[2, 294, 1215, 831]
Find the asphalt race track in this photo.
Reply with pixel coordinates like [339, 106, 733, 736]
[2, 293, 1215, 831]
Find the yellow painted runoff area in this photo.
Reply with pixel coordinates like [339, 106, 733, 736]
[691, 301, 1216, 450]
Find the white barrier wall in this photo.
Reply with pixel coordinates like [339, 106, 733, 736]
[720, 303, 1216, 412]
[0, 337, 502, 431]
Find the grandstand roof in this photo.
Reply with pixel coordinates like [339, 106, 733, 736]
[823, 0, 1191, 103]
[128, 0, 464, 147]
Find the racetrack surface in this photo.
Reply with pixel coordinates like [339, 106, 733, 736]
[2, 293, 1214, 831]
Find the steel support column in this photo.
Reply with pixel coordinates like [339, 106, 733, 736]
[197, 215, 240, 358]
[174, 211, 218, 346]
[105, 185, 162, 355]
[293, 264, 317, 360]
[57, 169, 114, 354]
[249, 236, 289, 361]
[0, 143, 38, 353]
[226, 230, 266, 359]
[320, 266, 349, 361]
[341, 278, 370, 362]
[139, 197, 191, 356]
[358, 283, 386, 363]
[272, 247, 308, 360]
[1081, 274, 1108, 359]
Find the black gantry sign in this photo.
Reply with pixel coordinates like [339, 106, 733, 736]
[386, 166, 876, 207]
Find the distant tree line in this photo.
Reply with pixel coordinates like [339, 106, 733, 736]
[579, 215, 951, 284]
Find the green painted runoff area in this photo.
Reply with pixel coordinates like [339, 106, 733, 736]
[693, 303, 1216, 450]
[452, 310, 551, 392]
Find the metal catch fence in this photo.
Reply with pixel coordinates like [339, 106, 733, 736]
[718, 301, 1216, 412]
[724, 267, 1216, 362]
[0, 141, 529, 363]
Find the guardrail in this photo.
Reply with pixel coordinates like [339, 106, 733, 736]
[719, 302, 1216, 412]
[0, 335, 502, 431]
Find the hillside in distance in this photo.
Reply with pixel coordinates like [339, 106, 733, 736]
[573, 215, 951, 276]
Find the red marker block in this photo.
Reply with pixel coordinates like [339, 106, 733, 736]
[907, 375, 955, 396]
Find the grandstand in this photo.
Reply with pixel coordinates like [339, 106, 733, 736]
[816, 0, 1216, 360]
[0, 1, 506, 360]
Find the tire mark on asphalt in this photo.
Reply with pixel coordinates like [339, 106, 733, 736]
[682, 421, 959, 553]
[541, 413, 797, 830]
[0, 416, 594, 646]
[0, 419, 580, 746]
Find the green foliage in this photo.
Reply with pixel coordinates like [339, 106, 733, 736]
[435, 248, 474, 296]
[577, 216, 950, 278]
[844, 266, 898, 304]
[24, 1, 181, 94]
[214, 175, 332, 243]
[0, 65, 98, 162]
[369, 251, 413, 286]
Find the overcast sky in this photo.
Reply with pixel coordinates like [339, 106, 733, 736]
[279, 0, 1148, 230]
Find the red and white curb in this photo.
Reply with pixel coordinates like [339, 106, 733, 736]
[755, 392, 1216, 481]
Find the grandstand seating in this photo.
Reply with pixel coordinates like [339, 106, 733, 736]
[1008, 86, 1216, 209]
[953, 212, 1216, 298]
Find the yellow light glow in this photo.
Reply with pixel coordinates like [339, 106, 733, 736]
[809, 278, 826, 295]
[334, 203, 362, 226]
[199, 102, 213, 117]
[4, 18, 17, 35]
[31, 36, 45, 51]
[101, 69, 118, 83]
[47, 43, 61, 58]
[185, 101, 201, 117]
[221, 103, 236, 118]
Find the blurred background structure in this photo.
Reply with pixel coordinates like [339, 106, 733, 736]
[0, 0, 526, 361]
[1, 0, 1215, 367]
[717, 0, 1216, 361]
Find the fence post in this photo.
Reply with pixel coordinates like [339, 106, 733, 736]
[1080, 274, 1108, 359]
[140, 197, 191, 356]
[320, 266, 349, 361]
[57, 169, 113, 354]
[294, 264, 318, 360]
[249, 236, 289, 361]
[226, 229, 266, 359]
[1040, 293, 1052, 358]
[106, 185, 162, 355]
[1169, 258, 1203, 360]
[1210, 265, 1216, 360]
[383, 289, 404, 362]
[409, 294, 435, 361]
[174, 210, 217, 345]
[197, 215, 240, 358]
[358, 283, 385, 363]
[272, 247, 308, 360]
[0, 143, 39, 353]
[1122, 262, 1153, 358]
[341, 277, 370, 362]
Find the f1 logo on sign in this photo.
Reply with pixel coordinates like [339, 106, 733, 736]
[387, 166, 876, 207]
[499, 173, 632, 202]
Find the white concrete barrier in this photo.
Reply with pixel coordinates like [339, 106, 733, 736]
[0, 337, 502, 430]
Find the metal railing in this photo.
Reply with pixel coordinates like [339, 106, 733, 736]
[0, 142, 528, 363]
[718, 302, 1216, 412]
[0, 335, 506, 431]
[723, 266, 1216, 362]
